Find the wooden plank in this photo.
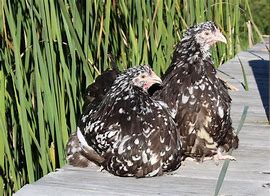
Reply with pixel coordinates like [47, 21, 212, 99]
[15, 165, 270, 196]
[15, 161, 270, 196]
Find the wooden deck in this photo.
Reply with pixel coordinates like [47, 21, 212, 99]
[15, 39, 270, 196]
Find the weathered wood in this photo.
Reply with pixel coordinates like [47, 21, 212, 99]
[15, 39, 270, 196]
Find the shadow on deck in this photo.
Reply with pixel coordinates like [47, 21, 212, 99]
[249, 59, 269, 121]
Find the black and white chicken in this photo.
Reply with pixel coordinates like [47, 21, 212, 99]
[67, 65, 182, 177]
[153, 21, 238, 161]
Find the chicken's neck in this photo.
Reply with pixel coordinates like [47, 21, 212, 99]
[163, 38, 216, 82]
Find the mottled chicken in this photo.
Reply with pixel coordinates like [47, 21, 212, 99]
[67, 65, 182, 177]
[153, 21, 238, 161]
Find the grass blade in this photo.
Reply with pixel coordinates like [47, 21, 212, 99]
[237, 55, 249, 91]
[214, 105, 249, 196]
[0, 69, 5, 195]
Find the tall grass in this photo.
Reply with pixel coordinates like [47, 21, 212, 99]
[0, 0, 262, 195]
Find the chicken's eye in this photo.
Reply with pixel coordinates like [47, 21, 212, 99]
[205, 31, 210, 36]
[141, 75, 146, 79]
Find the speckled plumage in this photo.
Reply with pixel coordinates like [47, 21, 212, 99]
[153, 21, 238, 160]
[67, 21, 238, 171]
[67, 65, 182, 177]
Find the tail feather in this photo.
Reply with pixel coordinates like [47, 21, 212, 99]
[76, 129, 105, 165]
[66, 132, 92, 167]
[66, 131, 105, 167]
[83, 68, 120, 111]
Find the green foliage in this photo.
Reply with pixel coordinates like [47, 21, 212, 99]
[249, 0, 270, 35]
[0, 0, 261, 195]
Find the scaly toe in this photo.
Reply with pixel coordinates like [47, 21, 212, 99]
[214, 154, 236, 161]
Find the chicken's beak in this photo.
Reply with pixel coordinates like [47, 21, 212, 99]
[145, 71, 162, 89]
[215, 29, 227, 44]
